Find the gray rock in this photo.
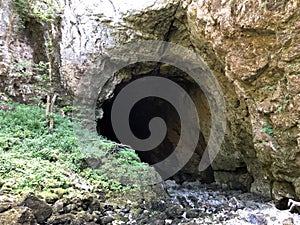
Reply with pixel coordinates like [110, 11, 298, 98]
[186, 209, 200, 218]
[47, 213, 75, 225]
[0, 202, 12, 213]
[20, 193, 53, 224]
[101, 216, 114, 224]
[247, 213, 268, 225]
[165, 205, 184, 219]
[0, 206, 37, 225]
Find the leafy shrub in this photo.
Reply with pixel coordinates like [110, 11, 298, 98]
[11, 0, 62, 29]
[0, 102, 155, 198]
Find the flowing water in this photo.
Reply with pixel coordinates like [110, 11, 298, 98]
[160, 180, 300, 225]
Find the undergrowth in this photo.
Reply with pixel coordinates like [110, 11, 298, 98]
[0, 102, 156, 201]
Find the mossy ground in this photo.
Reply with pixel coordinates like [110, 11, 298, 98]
[0, 101, 158, 202]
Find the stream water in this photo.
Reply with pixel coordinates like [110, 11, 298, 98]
[156, 180, 300, 225]
[46, 179, 300, 224]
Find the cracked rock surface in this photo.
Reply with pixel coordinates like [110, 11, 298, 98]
[0, 0, 299, 204]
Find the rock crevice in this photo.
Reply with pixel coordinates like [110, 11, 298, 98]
[0, 0, 299, 204]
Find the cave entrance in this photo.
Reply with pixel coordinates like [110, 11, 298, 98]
[97, 64, 214, 183]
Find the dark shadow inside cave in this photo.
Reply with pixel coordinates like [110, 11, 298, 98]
[97, 74, 214, 184]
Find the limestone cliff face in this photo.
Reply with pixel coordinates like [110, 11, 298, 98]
[0, 0, 299, 203]
[185, 0, 300, 203]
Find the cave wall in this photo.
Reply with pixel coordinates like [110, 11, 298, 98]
[0, 0, 36, 102]
[185, 0, 300, 202]
[121, 0, 261, 194]
[0, 0, 299, 202]
[0, 0, 64, 103]
[97, 66, 215, 183]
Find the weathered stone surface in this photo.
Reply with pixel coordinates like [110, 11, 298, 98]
[20, 193, 53, 224]
[0, 0, 299, 200]
[0, 206, 37, 225]
[184, 0, 300, 200]
[214, 171, 254, 192]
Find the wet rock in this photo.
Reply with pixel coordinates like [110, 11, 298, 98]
[151, 200, 167, 212]
[20, 193, 52, 224]
[186, 209, 200, 218]
[187, 195, 199, 206]
[228, 196, 244, 209]
[164, 181, 300, 224]
[165, 205, 184, 219]
[0, 180, 298, 225]
[151, 219, 165, 225]
[247, 213, 268, 225]
[288, 199, 300, 214]
[101, 216, 114, 224]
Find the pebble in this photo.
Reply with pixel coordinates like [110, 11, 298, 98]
[6, 180, 298, 225]
[101, 216, 114, 224]
[247, 213, 267, 225]
[160, 180, 300, 225]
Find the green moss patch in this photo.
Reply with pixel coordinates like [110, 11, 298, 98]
[0, 102, 157, 200]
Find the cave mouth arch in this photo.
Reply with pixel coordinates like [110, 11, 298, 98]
[96, 63, 214, 183]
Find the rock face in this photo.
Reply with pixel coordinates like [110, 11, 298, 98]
[0, 207, 37, 225]
[0, 0, 299, 204]
[185, 0, 300, 203]
[20, 193, 53, 224]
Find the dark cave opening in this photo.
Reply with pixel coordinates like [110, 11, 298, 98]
[99, 95, 179, 164]
[97, 75, 214, 184]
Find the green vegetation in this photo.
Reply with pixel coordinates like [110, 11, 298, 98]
[263, 84, 276, 92]
[11, 0, 62, 29]
[11, 60, 50, 100]
[0, 102, 155, 201]
[10, 59, 58, 134]
[11, 1, 63, 133]
[11, 0, 61, 132]
[262, 122, 274, 137]
[260, 1, 268, 8]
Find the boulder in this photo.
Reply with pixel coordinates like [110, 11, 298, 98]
[20, 193, 53, 224]
[0, 206, 37, 225]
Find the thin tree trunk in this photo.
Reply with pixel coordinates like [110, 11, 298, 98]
[46, 94, 51, 125]
[45, 22, 55, 133]
[49, 94, 57, 134]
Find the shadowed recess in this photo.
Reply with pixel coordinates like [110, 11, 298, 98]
[97, 71, 214, 184]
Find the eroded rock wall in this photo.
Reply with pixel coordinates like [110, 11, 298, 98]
[0, 0, 35, 102]
[185, 0, 300, 202]
[0, 0, 299, 202]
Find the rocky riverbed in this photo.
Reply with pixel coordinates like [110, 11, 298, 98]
[0, 180, 299, 225]
[162, 180, 300, 225]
